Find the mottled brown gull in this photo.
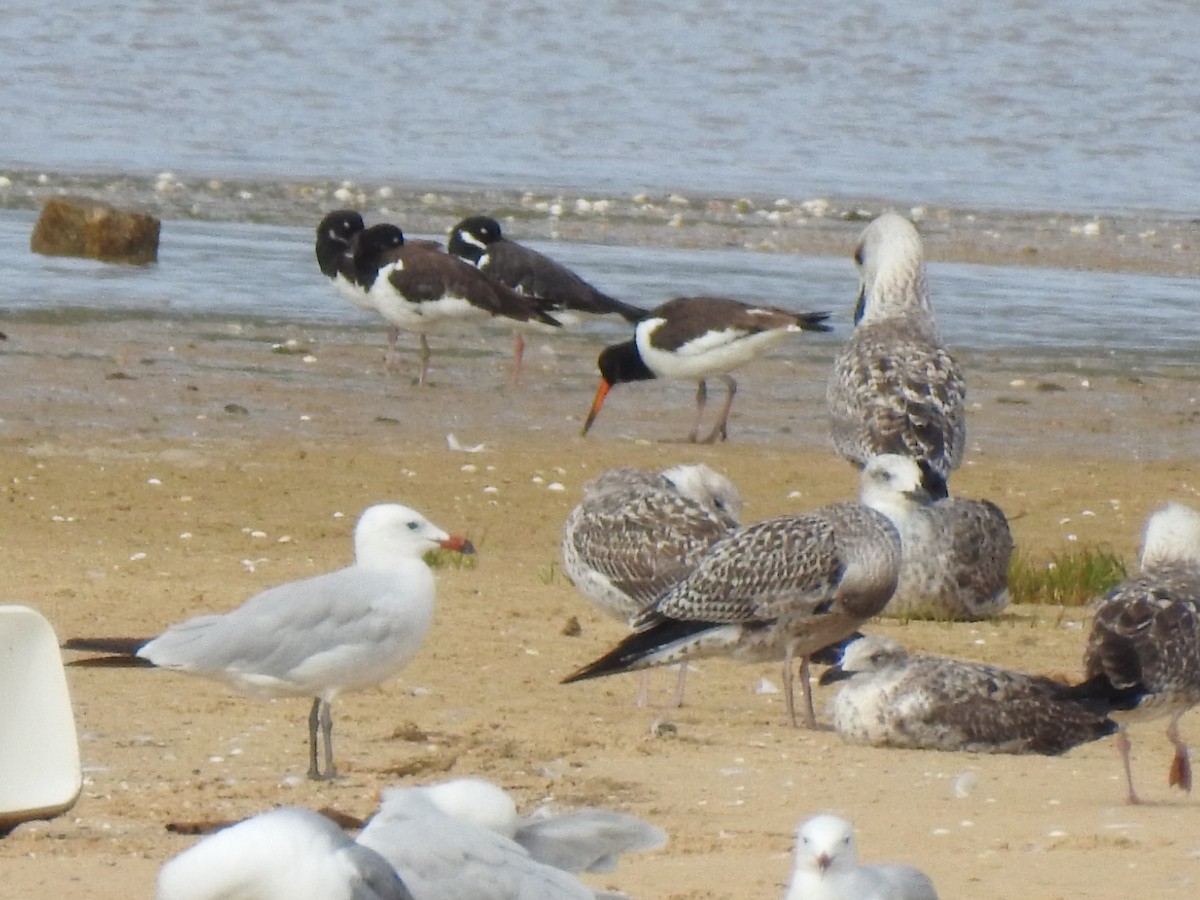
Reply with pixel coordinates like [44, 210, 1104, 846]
[827, 213, 966, 480]
[866, 460, 1013, 620]
[819, 634, 1134, 755]
[561, 463, 742, 706]
[562, 455, 925, 728]
[1084, 501, 1200, 803]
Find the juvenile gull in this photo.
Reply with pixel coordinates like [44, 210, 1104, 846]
[63, 503, 474, 780]
[561, 463, 743, 706]
[819, 634, 1134, 755]
[562, 455, 921, 728]
[356, 782, 642, 900]
[448, 215, 647, 382]
[827, 213, 966, 480]
[581, 296, 832, 443]
[867, 462, 1013, 620]
[157, 807, 412, 900]
[1083, 501, 1200, 803]
[385, 778, 666, 875]
[785, 813, 938, 900]
[351, 224, 561, 386]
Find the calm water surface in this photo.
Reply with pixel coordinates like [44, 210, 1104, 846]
[4, 1, 1199, 215]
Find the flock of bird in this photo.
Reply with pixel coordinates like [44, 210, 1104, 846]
[58, 211, 1200, 899]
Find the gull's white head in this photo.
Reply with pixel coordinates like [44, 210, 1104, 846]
[353, 503, 474, 566]
[661, 463, 744, 525]
[853, 213, 932, 326]
[794, 814, 860, 876]
[858, 454, 944, 524]
[838, 634, 909, 675]
[1139, 501, 1200, 571]
[419, 777, 519, 838]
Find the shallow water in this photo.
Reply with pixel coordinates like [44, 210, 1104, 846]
[4, 2, 1200, 215]
[1, 210, 1195, 374]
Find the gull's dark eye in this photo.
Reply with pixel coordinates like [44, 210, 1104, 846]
[853, 244, 864, 267]
[407, 521, 420, 531]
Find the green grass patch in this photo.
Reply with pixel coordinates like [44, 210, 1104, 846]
[1008, 546, 1128, 606]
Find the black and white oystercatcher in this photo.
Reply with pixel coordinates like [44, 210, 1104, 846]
[352, 224, 562, 385]
[448, 215, 648, 383]
[580, 296, 831, 443]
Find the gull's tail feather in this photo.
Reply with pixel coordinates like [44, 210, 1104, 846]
[62, 636, 153, 666]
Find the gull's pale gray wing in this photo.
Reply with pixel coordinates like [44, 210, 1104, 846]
[513, 808, 667, 873]
[357, 790, 597, 900]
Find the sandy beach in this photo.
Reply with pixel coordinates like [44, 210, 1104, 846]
[2, 315, 1199, 899]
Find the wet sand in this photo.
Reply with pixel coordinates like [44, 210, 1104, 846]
[2, 318, 1200, 899]
[3, 168, 1200, 277]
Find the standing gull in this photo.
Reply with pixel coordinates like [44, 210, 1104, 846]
[562, 455, 923, 728]
[1083, 501, 1200, 803]
[827, 213, 966, 480]
[448, 215, 647, 383]
[351, 224, 561, 386]
[356, 783, 633, 900]
[157, 807, 413, 900]
[562, 463, 743, 706]
[785, 813, 938, 900]
[581, 296, 831, 443]
[818, 634, 1135, 755]
[867, 463, 1013, 620]
[63, 503, 474, 780]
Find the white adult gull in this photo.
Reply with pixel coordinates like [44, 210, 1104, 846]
[63, 502, 474, 780]
[561, 463, 743, 707]
[355, 780, 653, 900]
[785, 813, 938, 900]
[827, 213, 966, 480]
[562, 455, 923, 728]
[817, 634, 1137, 755]
[157, 806, 413, 900]
[376, 777, 667, 875]
[864, 461, 1013, 620]
[1083, 501, 1200, 803]
[581, 295, 831, 443]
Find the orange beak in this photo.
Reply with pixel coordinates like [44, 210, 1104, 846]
[439, 534, 476, 555]
[580, 379, 612, 437]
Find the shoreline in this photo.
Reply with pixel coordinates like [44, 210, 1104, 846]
[2, 168, 1198, 278]
[2, 316, 1200, 899]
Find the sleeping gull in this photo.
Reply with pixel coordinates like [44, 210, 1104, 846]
[388, 778, 666, 875]
[157, 806, 413, 900]
[562, 455, 924, 728]
[580, 296, 832, 443]
[818, 634, 1136, 755]
[1083, 501, 1200, 803]
[827, 213, 966, 480]
[63, 502, 474, 780]
[356, 782, 646, 900]
[867, 462, 1014, 620]
[561, 463, 743, 706]
[785, 813, 938, 900]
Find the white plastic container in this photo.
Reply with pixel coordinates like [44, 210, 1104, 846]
[0, 605, 82, 830]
